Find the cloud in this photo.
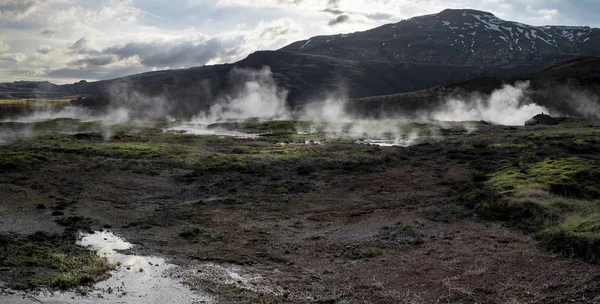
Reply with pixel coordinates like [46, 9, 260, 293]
[364, 12, 394, 21]
[68, 37, 100, 55]
[328, 14, 350, 26]
[68, 55, 117, 68]
[1, 0, 600, 84]
[0, 53, 27, 63]
[103, 38, 227, 68]
[0, 40, 8, 52]
[0, 0, 39, 21]
[36, 46, 53, 54]
[97, 17, 300, 68]
[327, 0, 340, 10]
[69, 37, 90, 50]
[39, 29, 57, 37]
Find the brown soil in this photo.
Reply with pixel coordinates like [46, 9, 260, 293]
[1, 123, 599, 303]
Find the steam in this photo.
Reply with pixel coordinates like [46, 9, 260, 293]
[430, 81, 550, 125]
[193, 67, 289, 123]
[561, 88, 600, 119]
[181, 69, 448, 146]
[6, 107, 90, 123]
[0, 106, 132, 143]
[3, 66, 598, 148]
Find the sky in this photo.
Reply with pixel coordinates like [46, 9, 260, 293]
[0, 0, 598, 84]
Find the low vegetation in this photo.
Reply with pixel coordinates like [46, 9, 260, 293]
[1, 117, 600, 298]
[454, 125, 600, 262]
[0, 98, 73, 107]
[0, 232, 113, 290]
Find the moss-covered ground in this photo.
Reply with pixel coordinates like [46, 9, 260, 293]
[0, 232, 113, 290]
[1, 117, 600, 299]
[441, 122, 600, 262]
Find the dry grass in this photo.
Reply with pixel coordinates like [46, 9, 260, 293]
[0, 97, 74, 107]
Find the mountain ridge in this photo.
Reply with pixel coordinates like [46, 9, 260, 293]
[0, 9, 598, 117]
[282, 8, 600, 65]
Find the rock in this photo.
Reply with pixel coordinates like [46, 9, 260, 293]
[525, 113, 558, 126]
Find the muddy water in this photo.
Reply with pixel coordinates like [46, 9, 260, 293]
[164, 123, 259, 138]
[355, 138, 416, 147]
[1, 231, 212, 304]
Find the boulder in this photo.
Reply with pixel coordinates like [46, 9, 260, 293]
[525, 113, 558, 126]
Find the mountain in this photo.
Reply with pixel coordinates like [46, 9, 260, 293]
[282, 9, 600, 65]
[0, 81, 59, 99]
[347, 56, 600, 118]
[67, 51, 519, 116]
[1, 9, 598, 116]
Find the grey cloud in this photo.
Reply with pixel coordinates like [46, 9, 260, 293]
[68, 55, 116, 68]
[0, 0, 38, 14]
[257, 23, 290, 39]
[69, 37, 89, 50]
[45, 65, 150, 81]
[328, 14, 349, 26]
[327, 0, 340, 10]
[322, 0, 344, 15]
[0, 53, 26, 63]
[69, 37, 101, 55]
[39, 29, 57, 37]
[36, 46, 53, 54]
[103, 38, 228, 68]
[322, 8, 344, 15]
[365, 12, 394, 20]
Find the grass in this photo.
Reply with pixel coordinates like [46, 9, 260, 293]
[540, 213, 600, 262]
[0, 151, 45, 171]
[2, 117, 600, 264]
[486, 157, 600, 199]
[0, 232, 114, 290]
[0, 98, 73, 107]
[469, 127, 600, 261]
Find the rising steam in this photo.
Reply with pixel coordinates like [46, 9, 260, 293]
[194, 67, 289, 122]
[430, 81, 550, 125]
[3, 66, 599, 147]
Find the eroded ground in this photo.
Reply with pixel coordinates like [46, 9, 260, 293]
[1, 119, 600, 303]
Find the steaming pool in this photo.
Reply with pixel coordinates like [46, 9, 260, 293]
[163, 123, 260, 138]
[0, 231, 212, 304]
[0, 230, 286, 304]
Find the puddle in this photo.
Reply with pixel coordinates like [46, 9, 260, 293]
[164, 123, 259, 138]
[355, 138, 417, 147]
[355, 135, 443, 147]
[0, 231, 212, 304]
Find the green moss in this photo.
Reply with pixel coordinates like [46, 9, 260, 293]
[208, 120, 311, 134]
[0, 233, 114, 290]
[476, 198, 555, 232]
[33, 119, 102, 133]
[0, 151, 45, 171]
[488, 142, 536, 149]
[93, 142, 165, 157]
[486, 157, 600, 198]
[540, 213, 600, 262]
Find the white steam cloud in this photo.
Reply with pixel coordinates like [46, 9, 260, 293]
[431, 81, 549, 126]
[562, 88, 600, 119]
[4, 67, 599, 147]
[194, 67, 289, 122]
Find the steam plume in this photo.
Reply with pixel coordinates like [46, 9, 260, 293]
[430, 81, 550, 125]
